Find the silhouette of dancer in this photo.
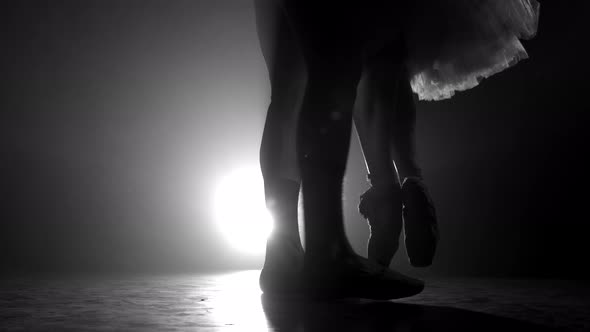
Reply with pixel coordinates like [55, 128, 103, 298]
[356, 0, 539, 268]
[255, 0, 540, 299]
[354, 38, 439, 268]
[255, 0, 425, 299]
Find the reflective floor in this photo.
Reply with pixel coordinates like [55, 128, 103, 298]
[1, 270, 589, 331]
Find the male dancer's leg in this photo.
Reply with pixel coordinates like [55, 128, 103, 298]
[284, 0, 362, 259]
[255, 0, 305, 294]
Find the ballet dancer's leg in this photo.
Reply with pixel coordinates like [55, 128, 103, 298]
[285, 1, 424, 299]
[391, 66, 439, 268]
[355, 40, 438, 268]
[254, 0, 305, 294]
[354, 42, 405, 267]
[295, 32, 361, 262]
[389, 64, 421, 182]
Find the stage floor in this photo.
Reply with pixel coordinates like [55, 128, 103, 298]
[2, 270, 589, 331]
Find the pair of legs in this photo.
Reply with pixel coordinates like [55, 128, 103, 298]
[354, 42, 421, 187]
[255, 0, 424, 298]
[353, 42, 424, 266]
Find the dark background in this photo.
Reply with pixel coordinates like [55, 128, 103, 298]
[2, 0, 589, 278]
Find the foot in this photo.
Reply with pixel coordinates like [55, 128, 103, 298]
[359, 183, 403, 266]
[302, 252, 424, 300]
[259, 232, 305, 296]
[401, 177, 439, 267]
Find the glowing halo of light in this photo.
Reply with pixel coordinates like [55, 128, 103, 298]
[213, 166, 273, 254]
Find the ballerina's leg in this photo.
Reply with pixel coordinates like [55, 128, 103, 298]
[359, 53, 439, 267]
[390, 63, 439, 268]
[389, 64, 421, 181]
[353, 40, 406, 266]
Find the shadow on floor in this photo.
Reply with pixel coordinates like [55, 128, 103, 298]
[261, 294, 559, 332]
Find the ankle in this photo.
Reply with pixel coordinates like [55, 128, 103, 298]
[304, 240, 355, 260]
[269, 228, 301, 244]
[367, 173, 399, 188]
[402, 176, 424, 185]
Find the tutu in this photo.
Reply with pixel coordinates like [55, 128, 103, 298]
[401, 0, 540, 101]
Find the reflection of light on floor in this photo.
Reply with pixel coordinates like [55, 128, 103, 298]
[2, 274, 586, 331]
[206, 270, 269, 330]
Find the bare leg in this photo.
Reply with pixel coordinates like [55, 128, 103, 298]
[354, 41, 405, 266]
[389, 65, 421, 181]
[297, 54, 360, 261]
[254, 0, 305, 294]
[388, 64, 438, 268]
[282, 0, 361, 260]
[355, 38, 419, 189]
[256, 0, 303, 239]
[355, 40, 437, 268]
[354, 59, 402, 187]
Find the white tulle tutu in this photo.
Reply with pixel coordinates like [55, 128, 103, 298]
[401, 0, 540, 101]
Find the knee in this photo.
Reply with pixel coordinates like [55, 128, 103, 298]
[305, 61, 362, 111]
[269, 65, 306, 107]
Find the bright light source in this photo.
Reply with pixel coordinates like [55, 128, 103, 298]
[214, 166, 273, 254]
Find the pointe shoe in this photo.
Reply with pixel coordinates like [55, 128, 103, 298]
[401, 177, 439, 267]
[358, 183, 403, 266]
